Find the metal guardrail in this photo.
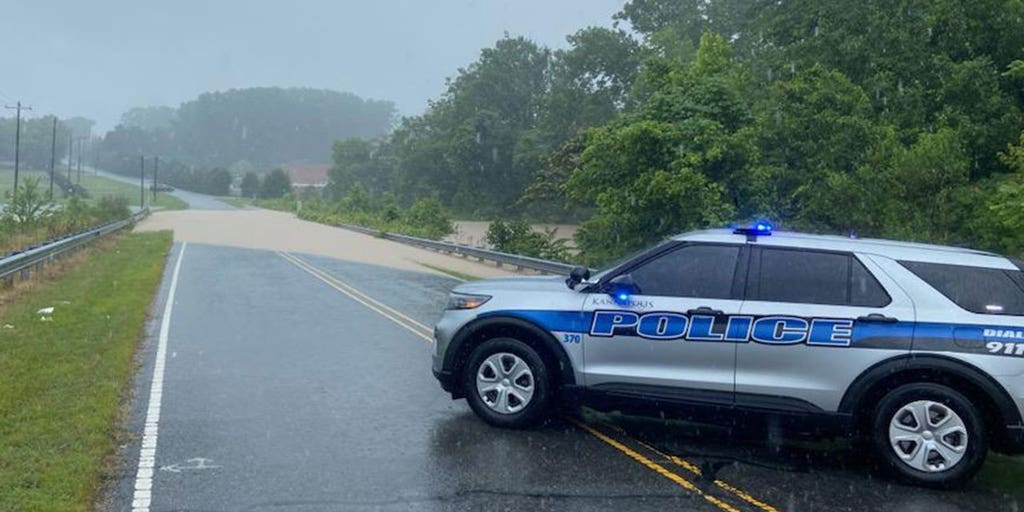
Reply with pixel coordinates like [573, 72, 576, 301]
[335, 223, 577, 275]
[0, 209, 149, 282]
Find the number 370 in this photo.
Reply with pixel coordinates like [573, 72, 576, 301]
[562, 333, 582, 344]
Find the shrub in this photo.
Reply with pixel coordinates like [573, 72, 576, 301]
[486, 219, 570, 261]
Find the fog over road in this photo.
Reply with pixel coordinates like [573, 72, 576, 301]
[108, 205, 1022, 511]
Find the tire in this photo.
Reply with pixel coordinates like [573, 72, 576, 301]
[871, 383, 988, 488]
[462, 337, 553, 429]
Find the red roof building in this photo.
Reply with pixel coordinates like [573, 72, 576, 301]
[283, 163, 330, 188]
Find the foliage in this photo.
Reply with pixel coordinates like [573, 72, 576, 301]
[0, 116, 74, 170]
[485, 219, 571, 262]
[120, 106, 176, 131]
[95, 87, 395, 169]
[259, 168, 292, 199]
[81, 1, 1024, 265]
[309, 0, 1024, 265]
[298, 188, 454, 240]
[0, 180, 132, 254]
[240, 171, 260, 199]
[5, 177, 51, 225]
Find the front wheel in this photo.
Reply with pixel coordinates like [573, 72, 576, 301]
[871, 383, 988, 488]
[462, 337, 553, 428]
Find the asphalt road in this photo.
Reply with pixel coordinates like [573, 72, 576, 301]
[108, 242, 1023, 512]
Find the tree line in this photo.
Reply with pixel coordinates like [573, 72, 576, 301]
[95, 87, 396, 170]
[0, 116, 94, 171]
[326, 0, 1024, 265]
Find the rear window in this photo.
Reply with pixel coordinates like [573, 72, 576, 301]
[754, 248, 890, 307]
[900, 261, 1024, 315]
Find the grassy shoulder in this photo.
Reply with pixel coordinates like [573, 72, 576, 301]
[77, 175, 188, 211]
[0, 231, 173, 511]
[0, 168, 188, 211]
[217, 196, 293, 211]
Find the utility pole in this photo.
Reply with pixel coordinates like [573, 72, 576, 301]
[152, 156, 159, 201]
[75, 137, 84, 184]
[48, 116, 57, 199]
[66, 132, 73, 190]
[4, 101, 32, 199]
[139, 155, 145, 208]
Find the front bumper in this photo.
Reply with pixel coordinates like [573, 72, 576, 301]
[433, 368, 457, 394]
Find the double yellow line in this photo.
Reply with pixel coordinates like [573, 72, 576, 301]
[277, 251, 433, 342]
[279, 250, 776, 512]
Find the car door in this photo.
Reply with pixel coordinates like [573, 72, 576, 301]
[736, 246, 915, 413]
[582, 243, 747, 401]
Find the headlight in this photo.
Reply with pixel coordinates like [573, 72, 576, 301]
[446, 293, 491, 310]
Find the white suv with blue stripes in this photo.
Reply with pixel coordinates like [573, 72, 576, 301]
[432, 224, 1024, 487]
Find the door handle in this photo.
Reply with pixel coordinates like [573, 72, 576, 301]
[687, 306, 725, 316]
[856, 313, 899, 323]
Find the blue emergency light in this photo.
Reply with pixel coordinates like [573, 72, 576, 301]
[734, 221, 774, 239]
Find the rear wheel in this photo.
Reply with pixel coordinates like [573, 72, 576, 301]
[871, 383, 987, 487]
[462, 337, 552, 428]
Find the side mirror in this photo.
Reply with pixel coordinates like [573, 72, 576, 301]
[565, 265, 591, 289]
[606, 274, 640, 304]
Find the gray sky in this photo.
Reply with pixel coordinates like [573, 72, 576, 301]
[1, 0, 626, 132]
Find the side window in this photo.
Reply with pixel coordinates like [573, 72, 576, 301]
[756, 248, 890, 307]
[629, 245, 740, 299]
[850, 257, 891, 307]
[900, 261, 1024, 315]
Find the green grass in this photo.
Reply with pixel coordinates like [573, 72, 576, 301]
[217, 196, 297, 211]
[0, 231, 173, 511]
[418, 262, 482, 281]
[77, 175, 188, 210]
[0, 167, 188, 210]
[0, 167, 50, 200]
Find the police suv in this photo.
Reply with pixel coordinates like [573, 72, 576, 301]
[432, 223, 1024, 487]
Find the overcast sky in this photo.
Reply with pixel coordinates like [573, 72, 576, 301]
[1, 0, 626, 132]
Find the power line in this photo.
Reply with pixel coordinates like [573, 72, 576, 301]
[4, 101, 33, 199]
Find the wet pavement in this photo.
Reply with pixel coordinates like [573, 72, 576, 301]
[109, 243, 1023, 511]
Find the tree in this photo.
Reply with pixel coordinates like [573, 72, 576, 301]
[96, 87, 396, 169]
[120, 106, 177, 131]
[259, 168, 292, 199]
[204, 167, 232, 196]
[240, 172, 260, 199]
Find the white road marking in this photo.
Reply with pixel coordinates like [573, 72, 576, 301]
[160, 457, 221, 473]
[132, 242, 187, 512]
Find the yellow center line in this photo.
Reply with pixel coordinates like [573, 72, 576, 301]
[606, 423, 778, 512]
[278, 252, 433, 343]
[284, 252, 435, 334]
[567, 417, 742, 512]
[281, 251, 774, 512]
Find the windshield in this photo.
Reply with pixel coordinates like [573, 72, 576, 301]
[3, 1, 1023, 511]
[590, 239, 676, 282]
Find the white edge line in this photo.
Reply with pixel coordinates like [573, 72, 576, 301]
[131, 241, 187, 512]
